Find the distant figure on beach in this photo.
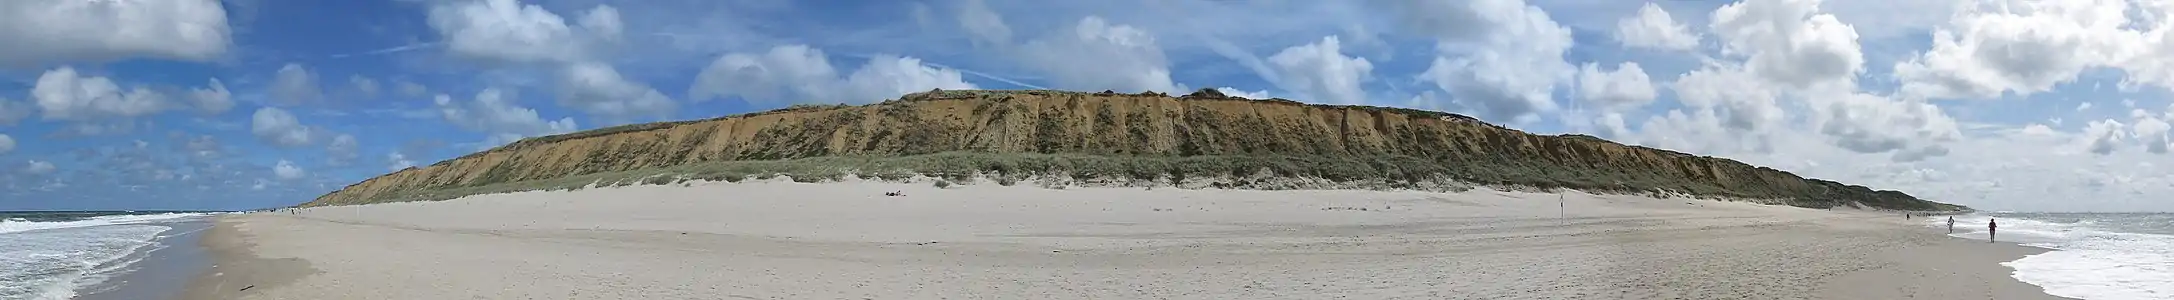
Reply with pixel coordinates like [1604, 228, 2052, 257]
[1947, 216, 1955, 234]
[1989, 218, 1998, 242]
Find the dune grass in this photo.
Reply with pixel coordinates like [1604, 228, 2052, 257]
[308, 151, 1961, 211]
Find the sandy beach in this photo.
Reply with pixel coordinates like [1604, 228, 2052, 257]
[183, 178, 2065, 299]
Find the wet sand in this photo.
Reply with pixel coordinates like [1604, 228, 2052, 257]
[186, 179, 2065, 299]
[78, 219, 214, 300]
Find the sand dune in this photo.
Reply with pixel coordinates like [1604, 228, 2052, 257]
[188, 179, 2061, 299]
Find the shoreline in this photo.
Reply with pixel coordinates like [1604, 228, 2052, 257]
[180, 216, 314, 300]
[186, 182, 2065, 299]
[72, 217, 213, 300]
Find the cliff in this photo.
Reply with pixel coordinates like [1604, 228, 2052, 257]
[301, 89, 1965, 211]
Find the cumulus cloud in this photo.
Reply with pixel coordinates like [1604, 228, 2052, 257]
[1810, 92, 1962, 160]
[1264, 36, 1373, 104]
[32, 67, 171, 121]
[1671, 65, 1781, 131]
[174, 134, 221, 162]
[1616, 2, 1700, 51]
[426, 0, 621, 64]
[575, 4, 623, 43]
[327, 134, 359, 166]
[434, 88, 578, 145]
[1634, 109, 1772, 155]
[2082, 119, 2126, 154]
[349, 75, 381, 99]
[0, 134, 13, 154]
[690, 45, 976, 105]
[1402, 0, 1575, 123]
[0, 0, 230, 66]
[1894, 0, 2139, 100]
[1709, 0, 1865, 90]
[23, 160, 55, 175]
[2135, 116, 2172, 153]
[272, 159, 305, 180]
[956, 0, 1012, 48]
[250, 107, 315, 148]
[1575, 62, 1657, 111]
[1215, 87, 1272, 99]
[269, 63, 323, 106]
[189, 78, 233, 114]
[387, 151, 417, 171]
[556, 62, 676, 123]
[1016, 16, 1180, 93]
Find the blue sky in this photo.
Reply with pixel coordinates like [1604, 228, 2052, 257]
[1, 0, 2171, 212]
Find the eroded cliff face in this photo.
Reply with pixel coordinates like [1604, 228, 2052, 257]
[305, 90, 1961, 210]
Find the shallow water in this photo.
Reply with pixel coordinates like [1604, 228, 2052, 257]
[0, 213, 208, 300]
[1934, 213, 2173, 300]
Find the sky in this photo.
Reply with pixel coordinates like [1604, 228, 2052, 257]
[0, 0, 2169, 212]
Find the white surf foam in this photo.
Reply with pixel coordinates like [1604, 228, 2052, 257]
[0, 213, 205, 235]
[1933, 215, 2174, 300]
[0, 213, 205, 300]
[0, 225, 173, 299]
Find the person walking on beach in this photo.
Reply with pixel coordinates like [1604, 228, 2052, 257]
[1988, 218, 1998, 243]
[1947, 216, 1955, 234]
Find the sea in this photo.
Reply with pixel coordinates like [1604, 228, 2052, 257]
[0, 211, 215, 300]
[1935, 212, 2174, 300]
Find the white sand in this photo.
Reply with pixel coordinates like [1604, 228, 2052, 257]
[189, 179, 2064, 299]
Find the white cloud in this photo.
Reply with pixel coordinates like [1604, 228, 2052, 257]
[1616, 2, 1700, 51]
[0, 0, 230, 65]
[1264, 36, 1373, 105]
[2077, 102, 2095, 112]
[1214, 87, 1271, 99]
[556, 62, 677, 122]
[190, 78, 233, 114]
[327, 134, 359, 165]
[690, 45, 976, 105]
[2135, 116, 2171, 153]
[387, 151, 417, 171]
[250, 107, 315, 148]
[1893, 0, 2139, 99]
[1575, 62, 1657, 111]
[1404, 0, 1575, 124]
[575, 5, 623, 43]
[0, 134, 13, 154]
[956, 0, 1012, 48]
[426, 0, 620, 64]
[272, 159, 305, 180]
[23, 160, 55, 175]
[1017, 16, 1180, 93]
[2082, 119, 2126, 155]
[32, 67, 171, 121]
[177, 134, 220, 161]
[1809, 91, 1962, 160]
[1634, 109, 1770, 155]
[434, 88, 579, 142]
[1671, 65, 1781, 131]
[269, 63, 323, 105]
[350, 75, 381, 98]
[1710, 0, 1865, 90]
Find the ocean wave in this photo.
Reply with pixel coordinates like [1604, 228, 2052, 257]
[0, 224, 172, 300]
[0, 213, 206, 235]
[1939, 214, 2174, 300]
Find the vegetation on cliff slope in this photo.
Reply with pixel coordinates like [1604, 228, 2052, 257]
[303, 89, 1966, 211]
